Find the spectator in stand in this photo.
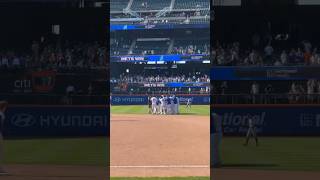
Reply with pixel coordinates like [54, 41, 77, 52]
[264, 84, 273, 104]
[274, 58, 282, 66]
[264, 43, 274, 64]
[288, 82, 298, 103]
[307, 79, 316, 102]
[1, 55, 9, 68]
[220, 81, 228, 95]
[251, 81, 259, 104]
[280, 50, 288, 65]
[66, 84, 75, 105]
[12, 56, 21, 68]
[317, 81, 320, 102]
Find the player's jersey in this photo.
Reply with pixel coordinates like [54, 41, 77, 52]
[156, 98, 161, 106]
[0, 111, 5, 132]
[160, 97, 165, 105]
[173, 97, 178, 104]
[167, 97, 171, 105]
[248, 118, 254, 128]
[169, 97, 174, 105]
[212, 113, 222, 134]
[148, 97, 152, 105]
[151, 97, 157, 105]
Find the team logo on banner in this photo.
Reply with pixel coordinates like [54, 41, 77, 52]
[31, 70, 56, 93]
[11, 113, 36, 127]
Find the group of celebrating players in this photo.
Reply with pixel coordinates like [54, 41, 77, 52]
[148, 95, 182, 115]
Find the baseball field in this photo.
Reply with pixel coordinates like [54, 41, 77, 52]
[111, 105, 210, 116]
[110, 105, 210, 179]
[213, 137, 320, 180]
[3, 137, 108, 180]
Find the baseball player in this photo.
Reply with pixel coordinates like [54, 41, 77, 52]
[166, 95, 172, 115]
[156, 97, 161, 115]
[173, 95, 179, 115]
[169, 95, 175, 115]
[0, 101, 8, 175]
[150, 96, 158, 114]
[163, 95, 168, 115]
[244, 114, 259, 146]
[211, 113, 223, 168]
[186, 98, 192, 110]
[148, 96, 152, 114]
[159, 95, 166, 115]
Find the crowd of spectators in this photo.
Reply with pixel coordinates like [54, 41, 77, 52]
[213, 80, 320, 104]
[111, 73, 210, 84]
[171, 43, 209, 55]
[0, 39, 107, 70]
[111, 38, 210, 56]
[111, 10, 209, 25]
[212, 40, 320, 66]
[120, 86, 210, 95]
[110, 0, 210, 25]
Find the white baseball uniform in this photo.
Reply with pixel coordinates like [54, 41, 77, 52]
[150, 97, 158, 114]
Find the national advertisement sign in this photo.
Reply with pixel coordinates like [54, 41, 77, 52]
[212, 105, 320, 136]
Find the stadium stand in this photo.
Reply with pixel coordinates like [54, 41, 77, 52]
[131, 0, 172, 11]
[212, 40, 320, 66]
[133, 39, 171, 55]
[212, 80, 320, 104]
[172, 39, 209, 55]
[110, 0, 130, 12]
[173, 0, 210, 9]
[111, 65, 210, 95]
[110, 0, 210, 25]
[0, 40, 107, 69]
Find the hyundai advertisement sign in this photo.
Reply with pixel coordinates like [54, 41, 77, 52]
[4, 106, 109, 137]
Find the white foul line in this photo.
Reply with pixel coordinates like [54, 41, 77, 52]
[110, 165, 209, 168]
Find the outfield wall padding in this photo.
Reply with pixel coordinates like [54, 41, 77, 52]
[111, 95, 210, 105]
[212, 104, 320, 136]
[4, 105, 109, 137]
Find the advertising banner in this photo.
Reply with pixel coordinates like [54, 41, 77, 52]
[4, 106, 109, 137]
[212, 105, 320, 136]
[111, 54, 209, 62]
[111, 95, 210, 105]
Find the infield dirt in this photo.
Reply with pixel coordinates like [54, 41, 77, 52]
[110, 114, 210, 177]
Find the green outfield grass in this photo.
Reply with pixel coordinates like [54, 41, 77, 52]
[111, 105, 209, 116]
[111, 178, 209, 180]
[4, 137, 108, 166]
[221, 137, 320, 171]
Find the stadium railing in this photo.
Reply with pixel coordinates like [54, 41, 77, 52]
[0, 93, 108, 105]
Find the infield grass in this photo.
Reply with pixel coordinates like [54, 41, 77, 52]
[222, 137, 320, 171]
[111, 105, 209, 116]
